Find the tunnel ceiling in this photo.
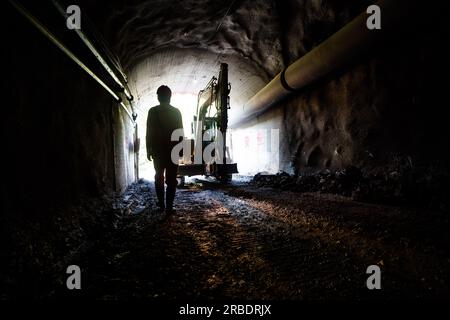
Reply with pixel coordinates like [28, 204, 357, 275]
[77, 0, 288, 117]
[128, 48, 268, 122]
[89, 0, 285, 76]
[77, 0, 368, 118]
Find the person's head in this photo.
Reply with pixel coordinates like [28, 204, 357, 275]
[157, 85, 172, 104]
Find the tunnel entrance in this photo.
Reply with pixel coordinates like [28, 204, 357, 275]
[130, 49, 283, 180]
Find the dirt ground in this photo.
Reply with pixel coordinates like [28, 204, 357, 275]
[47, 178, 450, 300]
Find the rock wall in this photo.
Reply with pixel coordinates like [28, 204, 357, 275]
[276, 0, 450, 173]
[75, 0, 450, 175]
[2, 3, 137, 296]
[3, 4, 135, 238]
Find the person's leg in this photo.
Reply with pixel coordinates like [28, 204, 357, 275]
[153, 158, 165, 210]
[165, 162, 179, 212]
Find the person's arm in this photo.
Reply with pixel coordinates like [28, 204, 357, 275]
[146, 109, 153, 160]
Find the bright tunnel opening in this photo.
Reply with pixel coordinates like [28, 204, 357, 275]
[130, 48, 282, 181]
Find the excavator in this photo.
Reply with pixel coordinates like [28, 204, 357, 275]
[177, 63, 238, 184]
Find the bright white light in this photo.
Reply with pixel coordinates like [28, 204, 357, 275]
[170, 93, 198, 136]
[230, 128, 280, 175]
[136, 93, 280, 180]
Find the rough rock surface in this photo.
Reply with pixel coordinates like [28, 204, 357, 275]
[82, 0, 450, 174]
[253, 154, 450, 212]
[88, 0, 284, 76]
[2, 180, 450, 299]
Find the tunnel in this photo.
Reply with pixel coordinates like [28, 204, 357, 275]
[2, 0, 450, 303]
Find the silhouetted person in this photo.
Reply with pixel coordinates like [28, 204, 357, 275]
[146, 85, 183, 213]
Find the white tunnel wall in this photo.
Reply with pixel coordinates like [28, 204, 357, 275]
[113, 105, 138, 192]
[230, 108, 284, 175]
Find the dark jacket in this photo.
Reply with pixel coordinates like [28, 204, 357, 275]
[146, 104, 183, 160]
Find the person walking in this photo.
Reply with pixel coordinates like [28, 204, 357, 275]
[146, 85, 183, 213]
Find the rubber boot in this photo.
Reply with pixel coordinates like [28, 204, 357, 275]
[166, 187, 176, 214]
[155, 183, 165, 210]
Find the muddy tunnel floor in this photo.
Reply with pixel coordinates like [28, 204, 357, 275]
[40, 180, 450, 300]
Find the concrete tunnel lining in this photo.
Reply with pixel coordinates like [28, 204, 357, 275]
[99, 0, 294, 176]
[128, 47, 268, 124]
[128, 46, 279, 177]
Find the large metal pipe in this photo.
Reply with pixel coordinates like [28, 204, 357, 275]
[51, 0, 133, 101]
[8, 0, 136, 123]
[230, 0, 409, 128]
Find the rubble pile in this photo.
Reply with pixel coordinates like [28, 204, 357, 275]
[253, 159, 450, 212]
